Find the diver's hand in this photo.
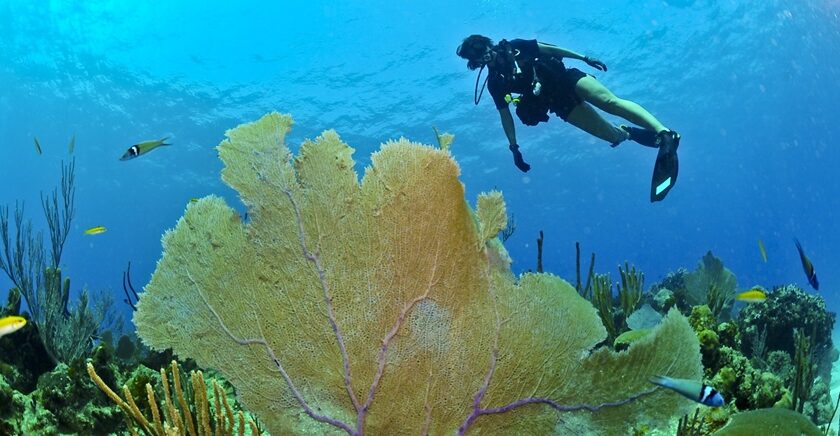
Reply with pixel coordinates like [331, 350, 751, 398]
[584, 56, 607, 71]
[509, 143, 531, 172]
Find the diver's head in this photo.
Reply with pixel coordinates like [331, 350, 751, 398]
[456, 34, 495, 70]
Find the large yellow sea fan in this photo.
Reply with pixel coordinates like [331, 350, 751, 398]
[134, 112, 701, 435]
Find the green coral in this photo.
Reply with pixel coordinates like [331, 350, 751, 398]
[134, 113, 703, 435]
[665, 253, 736, 318]
[651, 287, 675, 313]
[689, 305, 717, 332]
[30, 362, 122, 433]
[712, 408, 820, 436]
[688, 305, 722, 375]
[766, 351, 793, 384]
[711, 347, 786, 410]
[716, 322, 740, 350]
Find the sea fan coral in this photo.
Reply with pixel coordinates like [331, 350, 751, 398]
[134, 112, 701, 435]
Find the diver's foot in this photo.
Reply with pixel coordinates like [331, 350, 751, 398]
[621, 125, 659, 148]
[610, 125, 632, 148]
[655, 130, 681, 154]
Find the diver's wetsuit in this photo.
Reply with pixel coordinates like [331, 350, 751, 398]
[487, 39, 590, 122]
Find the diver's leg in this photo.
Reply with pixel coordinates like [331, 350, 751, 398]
[565, 101, 629, 146]
[574, 76, 668, 133]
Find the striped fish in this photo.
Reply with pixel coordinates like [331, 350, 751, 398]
[650, 375, 724, 407]
[120, 137, 171, 161]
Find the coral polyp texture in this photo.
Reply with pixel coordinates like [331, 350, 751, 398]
[133, 112, 702, 435]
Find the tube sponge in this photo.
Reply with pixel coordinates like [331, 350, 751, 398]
[134, 112, 701, 435]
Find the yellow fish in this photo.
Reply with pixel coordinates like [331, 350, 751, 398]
[120, 137, 171, 161]
[34, 137, 43, 155]
[757, 239, 768, 262]
[190, 198, 200, 203]
[84, 226, 107, 235]
[736, 288, 766, 303]
[0, 316, 26, 338]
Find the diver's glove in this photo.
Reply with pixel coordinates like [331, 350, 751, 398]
[583, 56, 607, 71]
[509, 143, 531, 172]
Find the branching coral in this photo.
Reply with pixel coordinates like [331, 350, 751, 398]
[618, 262, 643, 323]
[791, 329, 815, 414]
[134, 113, 702, 435]
[0, 159, 111, 363]
[591, 273, 618, 344]
[87, 361, 260, 436]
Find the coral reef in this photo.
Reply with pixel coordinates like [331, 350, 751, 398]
[134, 112, 703, 435]
[740, 284, 836, 378]
[0, 358, 122, 434]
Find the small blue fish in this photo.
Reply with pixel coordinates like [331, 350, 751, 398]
[794, 238, 819, 290]
[650, 375, 724, 407]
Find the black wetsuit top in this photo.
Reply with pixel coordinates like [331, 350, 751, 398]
[485, 39, 586, 122]
[487, 39, 546, 110]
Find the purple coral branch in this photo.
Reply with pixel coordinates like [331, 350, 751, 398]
[282, 189, 362, 413]
[486, 387, 658, 414]
[457, 388, 658, 435]
[187, 272, 356, 435]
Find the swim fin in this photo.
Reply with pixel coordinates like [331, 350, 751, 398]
[650, 130, 680, 202]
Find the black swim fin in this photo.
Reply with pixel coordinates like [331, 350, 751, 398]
[650, 131, 680, 202]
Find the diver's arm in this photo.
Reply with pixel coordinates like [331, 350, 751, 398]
[499, 107, 517, 146]
[537, 42, 607, 71]
[537, 42, 585, 60]
[499, 107, 530, 172]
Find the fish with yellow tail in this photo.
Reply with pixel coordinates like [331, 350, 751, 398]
[735, 287, 767, 303]
[0, 316, 26, 338]
[119, 136, 171, 161]
[650, 375, 724, 407]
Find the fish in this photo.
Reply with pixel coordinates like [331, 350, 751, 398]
[794, 238, 819, 290]
[119, 137, 172, 161]
[0, 316, 26, 338]
[735, 288, 766, 303]
[190, 198, 200, 203]
[68, 133, 76, 154]
[757, 239, 768, 262]
[34, 137, 42, 155]
[84, 226, 107, 235]
[650, 375, 724, 407]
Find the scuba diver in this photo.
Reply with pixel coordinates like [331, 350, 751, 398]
[456, 35, 681, 202]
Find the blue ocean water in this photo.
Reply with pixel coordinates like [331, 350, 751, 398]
[1, 0, 839, 333]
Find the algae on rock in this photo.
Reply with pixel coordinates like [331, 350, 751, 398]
[134, 112, 702, 435]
